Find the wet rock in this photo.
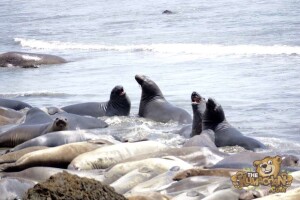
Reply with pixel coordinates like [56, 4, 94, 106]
[24, 171, 126, 200]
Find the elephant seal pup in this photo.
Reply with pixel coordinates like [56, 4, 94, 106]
[9, 130, 117, 152]
[0, 146, 48, 164]
[61, 85, 131, 117]
[68, 141, 167, 170]
[0, 51, 67, 68]
[0, 177, 35, 200]
[203, 98, 266, 151]
[135, 75, 192, 124]
[0, 117, 68, 147]
[0, 98, 32, 110]
[0, 141, 104, 172]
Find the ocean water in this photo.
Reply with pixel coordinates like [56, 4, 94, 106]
[0, 0, 299, 153]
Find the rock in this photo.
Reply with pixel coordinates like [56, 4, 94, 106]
[24, 171, 126, 200]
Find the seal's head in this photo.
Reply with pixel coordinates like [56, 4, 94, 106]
[108, 85, 131, 116]
[202, 98, 225, 130]
[53, 117, 68, 131]
[135, 75, 163, 99]
[191, 92, 205, 104]
[110, 85, 126, 99]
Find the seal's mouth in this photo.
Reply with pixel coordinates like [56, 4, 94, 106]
[191, 92, 202, 104]
[119, 89, 125, 96]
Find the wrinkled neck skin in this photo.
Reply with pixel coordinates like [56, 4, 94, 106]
[138, 86, 165, 116]
[106, 95, 131, 116]
[191, 102, 206, 137]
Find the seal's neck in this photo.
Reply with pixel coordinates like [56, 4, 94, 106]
[106, 96, 131, 116]
[202, 106, 226, 131]
[191, 103, 206, 137]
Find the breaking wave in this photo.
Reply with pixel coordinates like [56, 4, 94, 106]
[14, 37, 300, 57]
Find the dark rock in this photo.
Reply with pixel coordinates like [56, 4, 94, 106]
[24, 171, 127, 200]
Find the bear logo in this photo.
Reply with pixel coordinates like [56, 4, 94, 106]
[253, 156, 282, 178]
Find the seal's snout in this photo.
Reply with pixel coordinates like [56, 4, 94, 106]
[119, 87, 125, 96]
[206, 98, 216, 109]
[55, 118, 67, 128]
[135, 75, 144, 85]
[191, 91, 202, 103]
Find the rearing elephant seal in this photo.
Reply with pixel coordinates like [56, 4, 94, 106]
[202, 98, 266, 151]
[61, 85, 131, 117]
[190, 91, 206, 137]
[0, 51, 67, 68]
[135, 75, 192, 124]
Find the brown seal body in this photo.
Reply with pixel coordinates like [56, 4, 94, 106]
[1, 142, 102, 172]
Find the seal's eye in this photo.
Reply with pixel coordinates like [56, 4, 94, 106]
[268, 160, 273, 165]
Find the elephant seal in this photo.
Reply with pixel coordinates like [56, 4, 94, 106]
[210, 152, 299, 169]
[110, 167, 160, 194]
[103, 156, 192, 185]
[0, 51, 67, 68]
[128, 166, 183, 194]
[0, 106, 24, 126]
[0, 117, 68, 147]
[0, 146, 48, 164]
[135, 75, 192, 124]
[173, 168, 240, 181]
[61, 85, 131, 117]
[10, 130, 117, 152]
[68, 141, 167, 170]
[112, 146, 227, 169]
[27, 107, 108, 130]
[183, 129, 217, 149]
[50, 111, 108, 129]
[202, 98, 266, 151]
[0, 98, 32, 110]
[190, 92, 206, 137]
[0, 142, 103, 172]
